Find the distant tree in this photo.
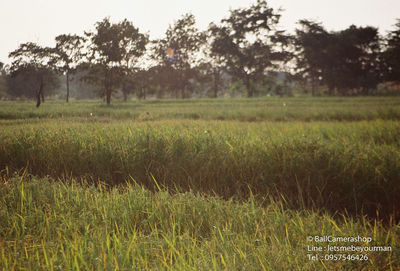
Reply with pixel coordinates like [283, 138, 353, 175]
[85, 18, 148, 104]
[152, 13, 205, 98]
[120, 20, 148, 101]
[119, 68, 148, 100]
[77, 62, 108, 99]
[383, 19, 400, 84]
[131, 68, 157, 99]
[53, 34, 85, 102]
[209, 0, 292, 97]
[65, 64, 98, 99]
[192, 62, 214, 97]
[294, 20, 328, 95]
[295, 23, 382, 95]
[0, 62, 8, 99]
[8, 42, 58, 107]
[146, 65, 175, 98]
[326, 25, 381, 95]
[198, 35, 227, 98]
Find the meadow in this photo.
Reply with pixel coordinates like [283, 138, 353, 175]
[0, 97, 399, 270]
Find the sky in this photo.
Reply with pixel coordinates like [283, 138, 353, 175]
[1, 0, 399, 65]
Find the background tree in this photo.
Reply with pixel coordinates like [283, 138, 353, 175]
[209, 0, 292, 97]
[0, 62, 8, 99]
[324, 25, 381, 95]
[119, 68, 150, 100]
[152, 14, 205, 98]
[383, 19, 400, 84]
[8, 42, 58, 107]
[53, 34, 85, 102]
[197, 36, 227, 98]
[85, 18, 148, 104]
[118, 19, 148, 101]
[295, 23, 382, 95]
[294, 20, 328, 96]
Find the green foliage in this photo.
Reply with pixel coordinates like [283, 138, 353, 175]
[53, 34, 86, 102]
[209, 0, 292, 97]
[0, 175, 398, 270]
[0, 97, 399, 121]
[295, 22, 382, 95]
[84, 18, 148, 104]
[1, 98, 400, 221]
[152, 14, 205, 99]
[0, 97, 399, 269]
[8, 43, 59, 106]
[6, 64, 59, 99]
[0, 62, 8, 99]
[383, 19, 400, 83]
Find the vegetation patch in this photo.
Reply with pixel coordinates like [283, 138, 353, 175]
[0, 175, 398, 270]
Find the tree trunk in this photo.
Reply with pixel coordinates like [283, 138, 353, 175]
[143, 87, 146, 100]
[66, 72, 70, 103]
[106, 89, 111, 105]
[122, 81, 128, 102]
[245, 77, 253, 97]
[41, 90, 45, 103]
[213, 71, 219, 98]
[105, 70, 111, 105]
[36, 79, 44, 108]
[123, 89, 128, 102]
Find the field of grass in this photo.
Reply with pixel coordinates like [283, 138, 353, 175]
[0, 97, 399, 270]
[1, 96, 400, 122]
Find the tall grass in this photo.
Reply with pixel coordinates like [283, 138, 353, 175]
[1, 119, 399, 220]
[1, 98, 399, 270]
[0, 175, 398, 270]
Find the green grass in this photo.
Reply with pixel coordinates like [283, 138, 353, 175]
[0, 97, 400, 270]
[1, 119, 399, 220]
[1, 97, 400, 121]
[0, 174, 398, 270]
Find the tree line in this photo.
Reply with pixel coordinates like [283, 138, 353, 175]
[0, 0, 399, 106]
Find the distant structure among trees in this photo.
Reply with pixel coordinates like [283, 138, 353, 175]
[1, 1, 400, 104]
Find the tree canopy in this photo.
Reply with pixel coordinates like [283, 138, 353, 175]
[84, 18, 148, 104]
[383, 20, 400, 83]
[295, 22, 382, 95]
[8, 42, 59, 106]
[53, 34, 86, 102]
[209, 0, 292, 97]
[152, 14, 205, 98]
[2, 3, 400, 103]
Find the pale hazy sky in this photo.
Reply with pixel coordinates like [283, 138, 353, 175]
[1, 0, 399, 65]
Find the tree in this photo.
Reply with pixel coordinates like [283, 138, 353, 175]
[197, 35, 227, 98]
[383, 19, 400, 84]
[119, 68, 151, 100]
[8, 42, 58, 107]
[53, 34, 85, 102]
[339, 25, 382, 95]
[209, 0, 292, 97]
[119, 19, 149, 101]
[152, 14, 205, 98]
[0, 62, 8, 99]
[295, 23, 382, 95]
[85, 18, 148, 104]
[294, 20, 328, 95]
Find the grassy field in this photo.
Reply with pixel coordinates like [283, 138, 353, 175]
[1, 96, 400, 121]
[0, 97, 399, 270]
